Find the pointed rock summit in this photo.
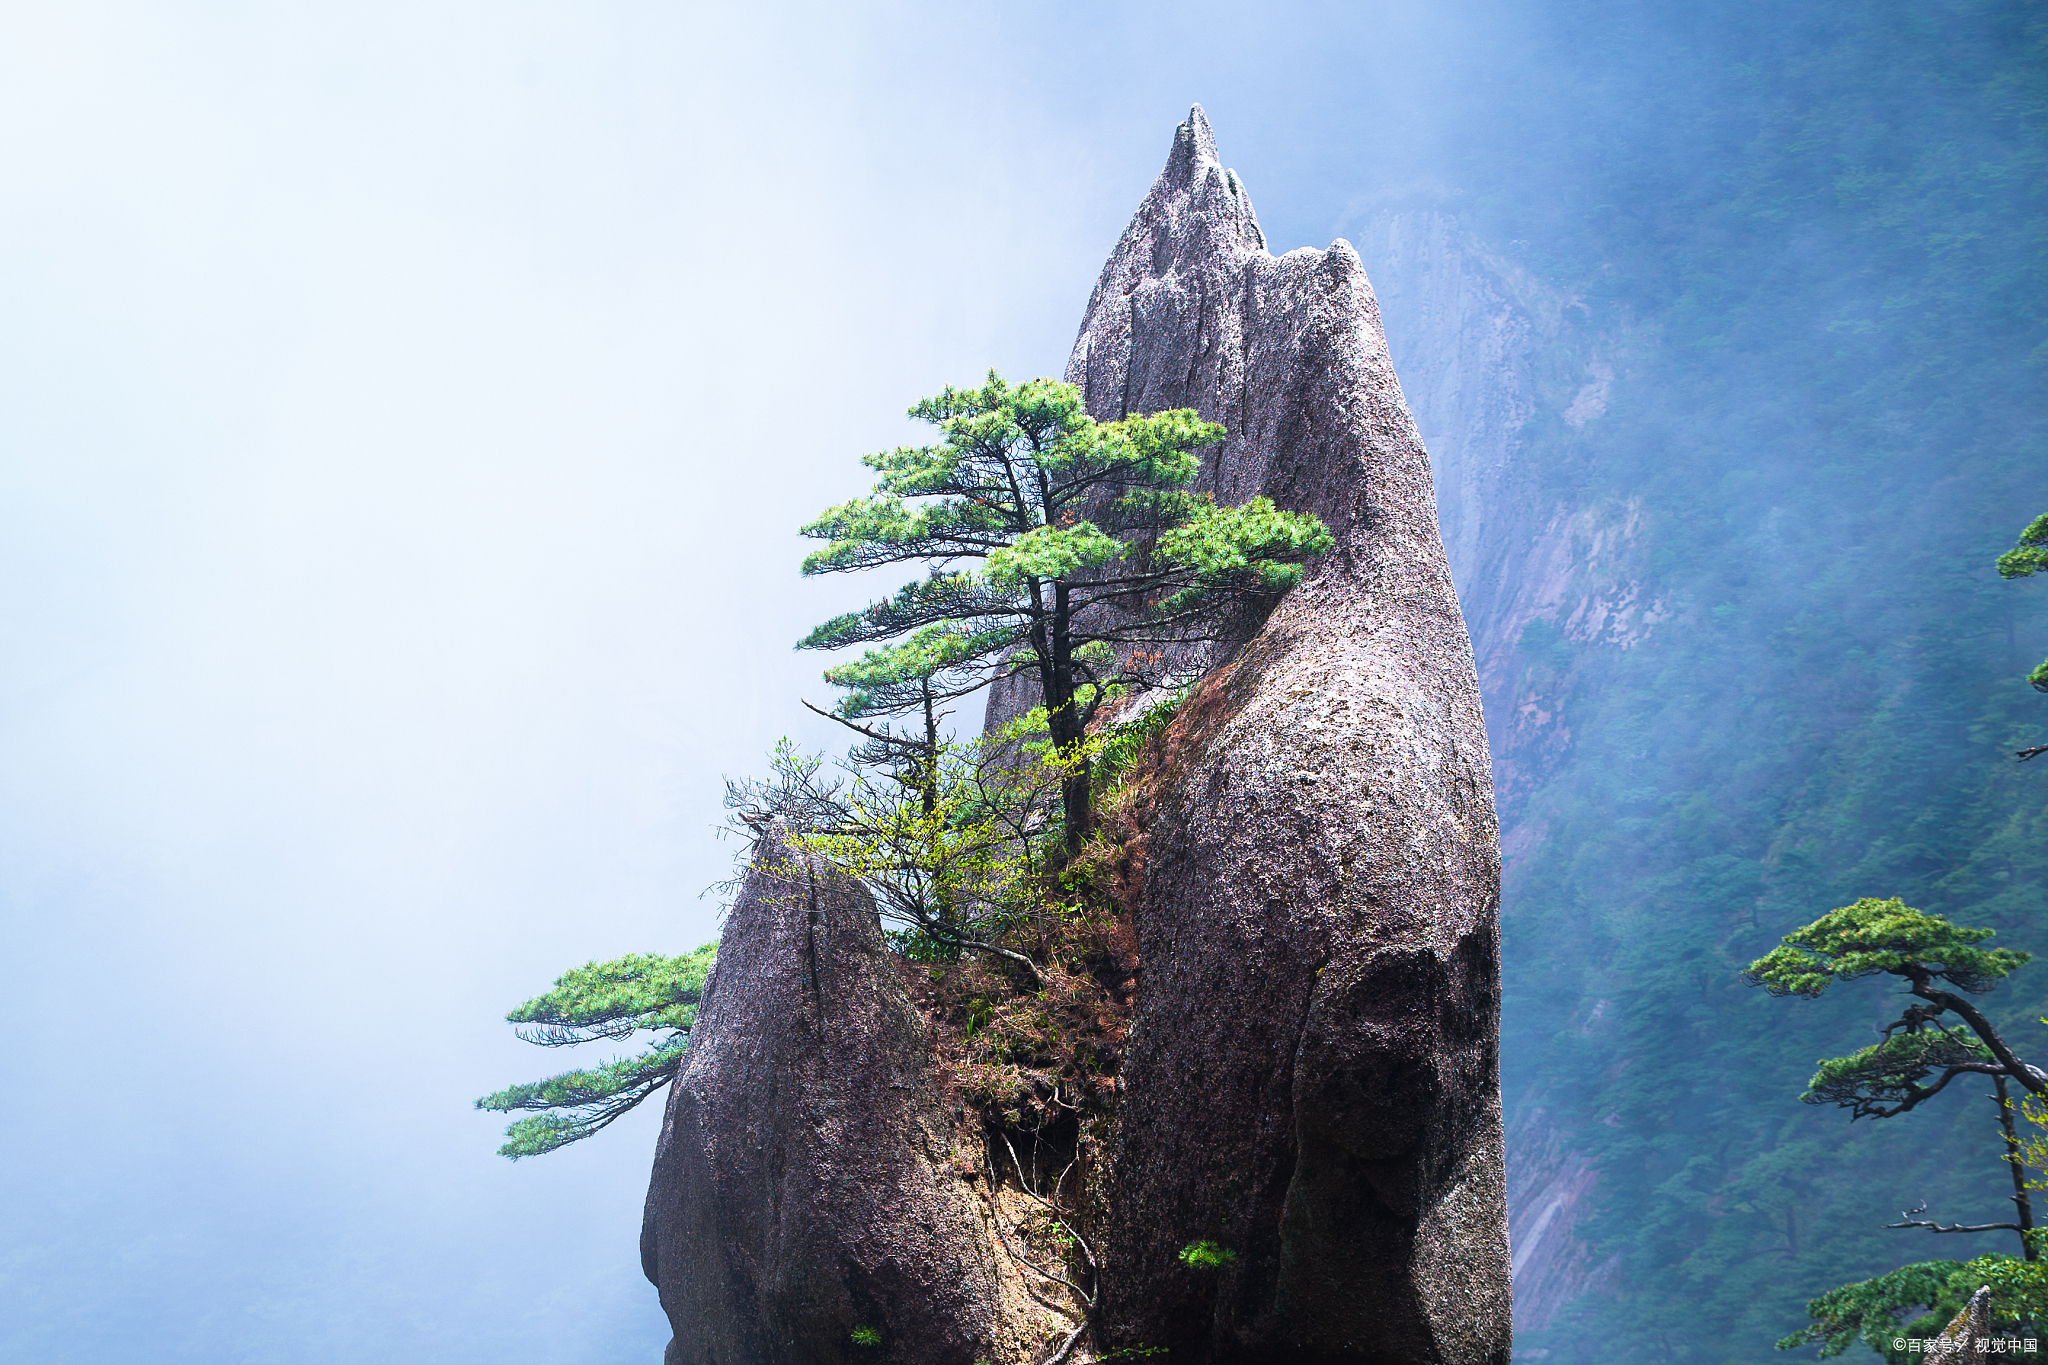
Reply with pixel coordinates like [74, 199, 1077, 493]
[1065, 105, 1511, 1363]
[641, 108, 1510, 1365]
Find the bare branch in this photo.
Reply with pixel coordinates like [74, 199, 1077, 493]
[1042, 1318, 1091, 1365]
[1888, 1202, 2025, 1236]
[801, 699, 923, 750]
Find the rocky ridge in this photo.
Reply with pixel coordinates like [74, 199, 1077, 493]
[641, 107, 1513, 1365]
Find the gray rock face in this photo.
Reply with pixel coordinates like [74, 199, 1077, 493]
[643, 107, 1511, 1365]
[639, 830, 1000, 1365]
[1072, 108, 1512, 1363]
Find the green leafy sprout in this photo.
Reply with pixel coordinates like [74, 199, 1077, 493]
[1178, 1240, 1237, 1270]
[850, 1325, 882, 1347]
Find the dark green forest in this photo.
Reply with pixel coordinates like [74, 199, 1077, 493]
[1445, 1, 2048, 1357]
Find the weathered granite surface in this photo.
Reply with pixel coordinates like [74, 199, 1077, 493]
[1070, 107, 1512, 1363]
[643, 107, 1512, 1365]
[639, 829, 1000, 1365]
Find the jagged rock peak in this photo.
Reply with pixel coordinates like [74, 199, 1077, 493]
[1071, 106, 1272, 428]
[1068, 109, 1514, 1363]
[1130, 103, 1266, 250]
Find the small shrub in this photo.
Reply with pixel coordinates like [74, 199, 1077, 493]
[1178, 1239, 1237, 1270]
[850, 1325, 882, 1347]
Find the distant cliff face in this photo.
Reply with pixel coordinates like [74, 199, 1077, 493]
[1066, 108, 1510, 1363]
[1358, 212, 1659, 818]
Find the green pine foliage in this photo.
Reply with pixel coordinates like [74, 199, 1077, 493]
[475, 945, 715, 1159]
[500, 949, 717, 1043]
[1779, 1254, 2048, 1360]
[820, 624, 987, 722]
[798, 371, 1330, 848]
[1798, 1030, 1994, 1121]
[1998, 517, 2048, 584]
[1745, 899, 2031, 1000]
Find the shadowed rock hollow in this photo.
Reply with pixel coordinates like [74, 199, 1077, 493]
[641, 107, 1511, 1365]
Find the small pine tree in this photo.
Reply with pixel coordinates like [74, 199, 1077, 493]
[475, 945, 715, 1158]
[1747, 899, 2048, 1351]
[798, 371, 1332, 851]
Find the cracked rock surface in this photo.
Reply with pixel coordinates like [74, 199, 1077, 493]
[640, 829, 1001, 1365]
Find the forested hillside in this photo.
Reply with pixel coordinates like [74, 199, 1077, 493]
[1362, 1, 2048, 1358]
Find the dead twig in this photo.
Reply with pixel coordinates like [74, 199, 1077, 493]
[982, 1144, 1092, 1302]
[1889, 1202, 2024, 1235]
[984, 1131, 1100, 1365]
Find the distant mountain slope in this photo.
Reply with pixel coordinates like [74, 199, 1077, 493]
[1358, 2, 2048, 1355]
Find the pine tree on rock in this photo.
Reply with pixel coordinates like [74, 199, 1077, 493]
[1749, 900, 2048, 1351]
[475, 945, 715, 1158]
[798, 371, 1332, 850]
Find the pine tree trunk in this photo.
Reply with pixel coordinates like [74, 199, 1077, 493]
[1997, 1074, 2036, 1259]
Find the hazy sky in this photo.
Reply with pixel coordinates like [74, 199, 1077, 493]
[0, 3, 1516, 1359]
